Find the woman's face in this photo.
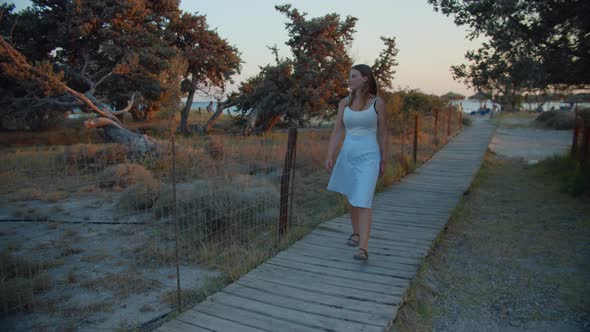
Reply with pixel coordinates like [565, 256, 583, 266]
[348, 69, 367, 90]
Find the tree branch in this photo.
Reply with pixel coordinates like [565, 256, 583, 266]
[110, 93, 136, 115]
[0, 35, 122, 125]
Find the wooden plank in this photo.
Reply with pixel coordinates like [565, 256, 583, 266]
[191, 300, 312, 331]
[235, 275, 396, 314]
[310, 228, 432, 250]
[267, 257, 409, 286]
[296, 235, 428, 260]
[320, 224, 436, 245]
[246, 264, 404, 300]
[157, 319, 212, 332]
[222, 283, 390, 327]
[309, 229, 431, 253]
[210, 292, 384, 332]
[174, 309, 263, 332]
[286, 246, 420, 270]
[322, 219, 440, 240]
[276, 250, 417, 277]
[289, 241, 422, 265]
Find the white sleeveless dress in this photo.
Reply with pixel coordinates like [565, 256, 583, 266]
[327, 98, 380, 208]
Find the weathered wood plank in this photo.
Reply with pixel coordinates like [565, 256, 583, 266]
[246, 264, 404, 299]
[267, 257, 410, 286]
[235, 275, 396, 314]
[222, 282, 389, 327]
[190, 301, 312, 332]
[275, 250, 417, 277]
[210, 292, 384, 332]
[157, 319, 212, 332]
[175, 309, 263, 332]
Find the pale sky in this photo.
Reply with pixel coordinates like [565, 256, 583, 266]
[7, 0, 482, 98]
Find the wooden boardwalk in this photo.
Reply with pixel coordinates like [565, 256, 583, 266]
[158, 121, 496, 332]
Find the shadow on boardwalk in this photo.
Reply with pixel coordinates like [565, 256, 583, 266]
[158, 120, 496, 332]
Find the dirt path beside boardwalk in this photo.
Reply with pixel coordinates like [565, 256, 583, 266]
[392, 115, 590, 331]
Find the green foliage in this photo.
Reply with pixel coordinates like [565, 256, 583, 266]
[372, 36, 399, 91]
[227, 5, 399, 131]
[391, 89, 446, 114]
[429, 0, 590, 110]
[531, 155, 590, 196]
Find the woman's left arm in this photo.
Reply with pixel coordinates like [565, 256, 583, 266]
[376, 98, 388, 177]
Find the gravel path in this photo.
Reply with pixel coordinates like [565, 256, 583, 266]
[392, 118, 590, 331]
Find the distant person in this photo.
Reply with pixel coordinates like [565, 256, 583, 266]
[325, 64, 388, 261]
[197, 106, 202, 114]
[206, 101, 213, 114]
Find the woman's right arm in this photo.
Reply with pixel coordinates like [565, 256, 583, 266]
[325, 98, 347, 172]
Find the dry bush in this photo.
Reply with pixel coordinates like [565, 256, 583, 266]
[0, 251, 52, 313]
[64, 143, 128, 167]
[204, 136, 224, 160]
[535, 110, 576, 129]
[116, 178, 161, 211]
[153, 178, 279, 243]
[97, 163, 153, 189]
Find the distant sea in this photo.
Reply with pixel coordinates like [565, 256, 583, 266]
[457, 99, 589, 113]
[68, 100, 587, 119]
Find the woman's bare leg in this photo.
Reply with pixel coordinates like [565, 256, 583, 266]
[349, 204, 360, 236]
[357, 207, 372, 251]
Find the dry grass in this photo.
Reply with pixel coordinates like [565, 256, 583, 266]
[392, 153, 590, 330]
[82, 269, 162, 298]
[0, 251, 59, 313]
[0, 112, 464, 327]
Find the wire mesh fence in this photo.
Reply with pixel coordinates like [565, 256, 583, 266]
[0, 106, 464, 330]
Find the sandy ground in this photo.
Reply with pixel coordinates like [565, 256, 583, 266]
[0, 188, 220, 330]
[490, 126, 571, 162]
[392, 116, 589, 331]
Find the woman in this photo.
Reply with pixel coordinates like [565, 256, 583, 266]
[325, 64, 388, 261]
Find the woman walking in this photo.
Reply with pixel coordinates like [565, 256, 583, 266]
[325, 64, 388, 261]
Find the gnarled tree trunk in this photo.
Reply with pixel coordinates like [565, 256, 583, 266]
[85, 118, 155, 155]
[205, 100, 238, 133]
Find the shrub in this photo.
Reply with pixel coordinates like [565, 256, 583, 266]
[153, 178, 279, 243]
[535, 110, 575, 130]
[97, 164, 153, 189]
[204, 136, 224, 160]
[116, 178, 161, 211]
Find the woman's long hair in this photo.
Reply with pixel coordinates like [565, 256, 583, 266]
[348, 64, 378, 107]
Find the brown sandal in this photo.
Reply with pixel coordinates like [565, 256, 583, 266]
[346, 233, 359, 247]
[353, 248, 368, 261]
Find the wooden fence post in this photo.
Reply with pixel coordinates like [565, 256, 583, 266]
[572, 108, 580, 157]
[434, 108, 439, 146]
[279, 128, 298, 239]
[400, 116, 406, 172]
[447, 107, 452, 138]
[170, 131, 182, 311]
[413, 113, 419, 164]
[582, 121, 589, 168]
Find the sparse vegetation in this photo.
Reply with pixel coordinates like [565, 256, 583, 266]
[535, 110, 576, 129]
[393, 153, 590, 330]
